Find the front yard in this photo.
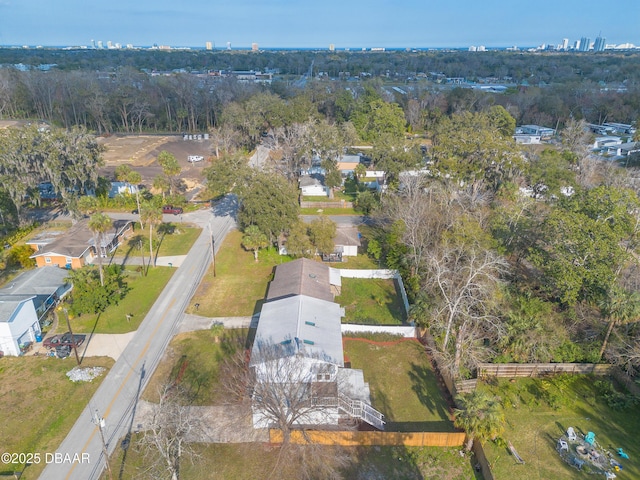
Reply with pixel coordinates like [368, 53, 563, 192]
[0, 356, 114, 479]
[187, 230, 292, 317]
[69, 266, 175, 334]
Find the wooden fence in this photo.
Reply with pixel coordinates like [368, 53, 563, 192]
[269, 429, 466, 447]
[477, 363, 612, 378]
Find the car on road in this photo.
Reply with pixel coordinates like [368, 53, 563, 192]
[43, 333, 86, 349]
[162, 205, 183, 215]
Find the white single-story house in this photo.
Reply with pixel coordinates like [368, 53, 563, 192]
[592, 136, 623, 149]
[250, 259, 384, 430]
[513, 134, 541, 144]
[109, 181, 139, 198]
[333, 227, 361, 258]
[606, 142, 640, 157]
[518, 125, 556, 138]
[0, 267, 71, 356]
[299, 175, 328, 197]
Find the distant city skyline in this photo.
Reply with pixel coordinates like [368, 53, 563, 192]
[0, 0, 638, 49]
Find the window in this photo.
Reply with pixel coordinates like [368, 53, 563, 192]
[45, 257, 51, 264]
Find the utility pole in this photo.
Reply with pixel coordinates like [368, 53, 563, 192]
[63, 308, 81, 365]
[94, 409, 113, 480]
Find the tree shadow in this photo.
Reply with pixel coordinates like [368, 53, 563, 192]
[212, 194, 239, 220]
[408, 362, 451, 422]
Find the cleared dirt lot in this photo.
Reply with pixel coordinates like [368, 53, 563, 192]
[98, 134, 213, 198]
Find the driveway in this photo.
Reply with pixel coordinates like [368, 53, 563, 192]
[79, 332, 137, 361]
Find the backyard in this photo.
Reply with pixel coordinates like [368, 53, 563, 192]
[336, 277, 407, 324]
[0, 356, 114, 479]
[480, 375, 640, 480]
[344, 337, 455, 432]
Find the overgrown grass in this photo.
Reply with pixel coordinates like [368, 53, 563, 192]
[69, 266, 175, 334]
[143, 329, 246, 405]
[480, 375, 640, 480]
[0, 356, 114, 479]
[188, 230, 292, 317]
[336, 277, 406, 324]
[108, 443, 480, 480]
[344, 338, 455, 432]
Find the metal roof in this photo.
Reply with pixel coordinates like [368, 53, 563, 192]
[251, 294, 344, 367]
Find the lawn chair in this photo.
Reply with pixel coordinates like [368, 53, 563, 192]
[567, 427, 577, 441]
[617, 448, 629, 460]
[558, 440, 569, 452]
[585, 432, 596, 445]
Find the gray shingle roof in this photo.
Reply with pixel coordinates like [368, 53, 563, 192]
[266, 258, 336, 302]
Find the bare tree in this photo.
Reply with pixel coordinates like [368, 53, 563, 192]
[220, 341, 355, 479]
[136, 384, 203, 480]
[424, 242, 509, 378]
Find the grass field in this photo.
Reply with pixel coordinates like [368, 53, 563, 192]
[187, 230, 292, 317]
[69, 266, 175, 334]
[154, 224, 201, 256]
[344, 338, 455, 432]
[480, 375, 640, 480]
[336, 277, 407, 324]
[0, 356, 114, 479]
[142, 329, 246, 405]
[108, 442, 480, 480]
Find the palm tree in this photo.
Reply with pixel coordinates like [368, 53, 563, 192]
[454, 390, 505, 451]
[140, 202, 162, 269]
[88, 212, 113, 287]
[598, 287, 640, 361]
[241, 225, 269, 261]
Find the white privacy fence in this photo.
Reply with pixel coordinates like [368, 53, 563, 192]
[341, 324, 416, 337]
[338, 269, 411, 316]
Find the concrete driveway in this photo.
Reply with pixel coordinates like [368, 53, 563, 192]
[79, 332, 137, 361]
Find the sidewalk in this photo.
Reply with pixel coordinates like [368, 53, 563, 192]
[109, 255, 187, 268]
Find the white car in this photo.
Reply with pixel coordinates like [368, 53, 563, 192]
[188, 155, 204, 163]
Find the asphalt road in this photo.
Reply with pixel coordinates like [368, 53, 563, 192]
[38, 198, 236, 480]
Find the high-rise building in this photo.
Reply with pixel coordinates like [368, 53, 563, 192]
[226, 42, 231, 50]
[206, 41, 213, 50]
[329, 44, 335, 51]
[561, 38, 569, 51]
[579, 37, 590, 51]
[251, 43, 258, 52]
[594, 36, 606, 52]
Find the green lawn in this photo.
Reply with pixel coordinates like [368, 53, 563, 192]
[69, 266, 175, 334]
[155, 224, 201, 256]
[480, 375, 640, 480]
[0, 356, 114, 479]
[300, 207, 357, 215]
[108, 443, 480, 480]
[344, 338, 455, 432]
[188, 230, 292, 317]
[325, 254, 379, 269]
[336, 277, 407, 324]
[143, 329, 246, 405]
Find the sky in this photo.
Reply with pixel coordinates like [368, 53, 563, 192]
[0, 0, 638, 49]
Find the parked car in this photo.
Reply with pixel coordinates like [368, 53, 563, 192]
[162, 205, 183, 215]
[43, 334, 64, 349]
[44, 332, 85, 349]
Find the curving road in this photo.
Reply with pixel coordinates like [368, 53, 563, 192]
[38, 197, 236, 480]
